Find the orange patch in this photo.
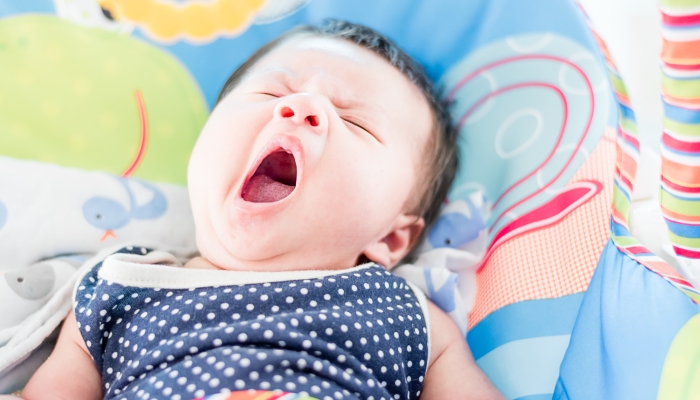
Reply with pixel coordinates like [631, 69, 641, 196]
[468, 127, 616, 328]
[661, 39, 700, 65]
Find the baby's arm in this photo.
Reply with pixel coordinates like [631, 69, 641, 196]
[1, 311, 102, 400]
[420, 302, 505, 399]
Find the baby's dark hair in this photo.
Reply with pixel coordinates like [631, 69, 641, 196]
[216, 20, 459, 264]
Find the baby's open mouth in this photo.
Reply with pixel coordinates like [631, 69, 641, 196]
[241, 150, 297, 203]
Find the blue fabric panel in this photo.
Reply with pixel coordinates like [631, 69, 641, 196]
[664, 101, 700, 124]
[477, 335, 569, 399]
[666, 219, 700, 238]
[611, 219, 632, 237]
[618, 104, 637, 123]
[135, 0, 600, 108]
[468, 293, 584, 360]
[0, 0, 53, 18]
[554, 241, 700, 400]
[515, 395, 554, 400]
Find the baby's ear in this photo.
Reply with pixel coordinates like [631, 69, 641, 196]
[362, 214, 424, 268]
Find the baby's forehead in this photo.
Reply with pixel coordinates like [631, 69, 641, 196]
[251, 35, 392, 79]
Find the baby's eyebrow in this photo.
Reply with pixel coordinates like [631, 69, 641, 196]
[238, 67, 296, 86]
[245, 66, 382, 115]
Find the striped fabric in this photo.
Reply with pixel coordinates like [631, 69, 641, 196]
[660, 0, 700, 294]
[578, 6, 700, 302]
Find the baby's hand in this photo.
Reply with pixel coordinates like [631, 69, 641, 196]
[419, 301, 505, 399]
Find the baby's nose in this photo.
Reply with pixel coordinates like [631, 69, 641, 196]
[274, 96, 326, 134]
[279, 107, 320, 127]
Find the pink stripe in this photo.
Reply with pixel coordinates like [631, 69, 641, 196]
[663, 132, 700, 153]
[674, 245, 700, 258]
[663, 61, 700, 71]
[122, 91, 148, 177]
[662, 12, 700, 27]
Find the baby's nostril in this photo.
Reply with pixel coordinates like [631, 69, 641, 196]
[306, 115, 319, 127]
[281, 107, 295, 118]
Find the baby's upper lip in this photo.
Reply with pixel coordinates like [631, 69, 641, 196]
[239, 134, 304, 200]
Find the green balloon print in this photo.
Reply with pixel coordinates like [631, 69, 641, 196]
[0, 15, 209, 185]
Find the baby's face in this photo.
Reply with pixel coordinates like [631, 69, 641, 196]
[188, 35, 433, 271]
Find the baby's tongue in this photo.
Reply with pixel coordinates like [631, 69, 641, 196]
[242, 175, 295, 203]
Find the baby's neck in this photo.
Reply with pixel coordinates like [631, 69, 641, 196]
[183, 255, 379, 272]
[183, 256, 221, 270]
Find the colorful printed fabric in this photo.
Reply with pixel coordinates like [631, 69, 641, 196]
[552, 3, 700, 399]
[660, 0, 700, 291]
[582, 4, 700, 302]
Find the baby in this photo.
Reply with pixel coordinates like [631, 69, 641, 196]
[12, 21, 503, 400]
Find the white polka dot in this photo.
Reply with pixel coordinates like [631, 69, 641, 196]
[246, 304, 254, 311]
[240, 358, 250, 367]
[224, 367, 235, 377]
[286, 296, 294, 304]
[300, 288, 309, 295]
[220, 303, 229, 310]
[235, 380, 245, 389]
[238, 333, 248, 342]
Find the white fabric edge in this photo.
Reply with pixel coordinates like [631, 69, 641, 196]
[404, 281, 431, 375]
[99, 254, 377, 289]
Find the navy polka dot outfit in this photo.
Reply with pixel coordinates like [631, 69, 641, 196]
[74, 246, 430, 400]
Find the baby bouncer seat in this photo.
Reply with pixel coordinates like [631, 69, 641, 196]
[0, 0, 699, 399]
